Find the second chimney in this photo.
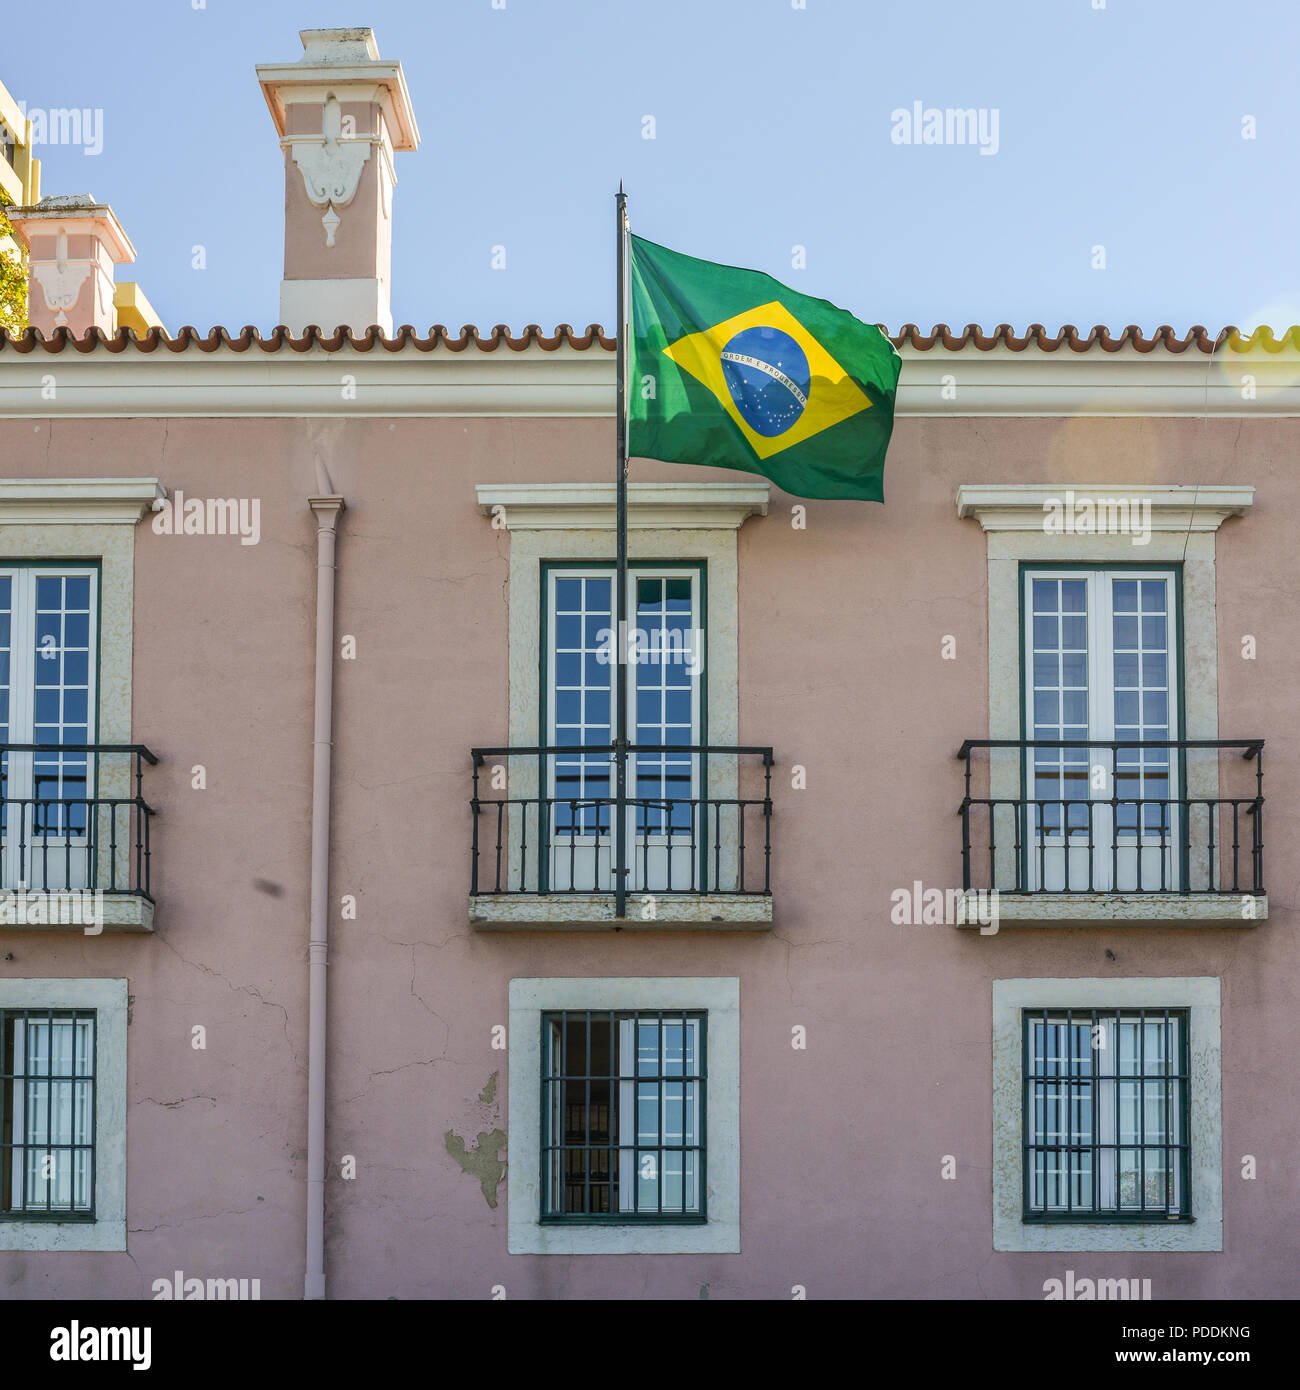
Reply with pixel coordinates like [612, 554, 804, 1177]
[257, 28, 420, 336]
[8, 195, 135, 336]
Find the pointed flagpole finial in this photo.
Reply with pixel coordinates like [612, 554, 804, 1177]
[618, 179, 624, 194]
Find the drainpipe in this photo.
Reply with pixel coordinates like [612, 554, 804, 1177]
[305, 463, 345, 1300]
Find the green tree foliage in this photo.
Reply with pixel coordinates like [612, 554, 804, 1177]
[0, 185, 29, 334]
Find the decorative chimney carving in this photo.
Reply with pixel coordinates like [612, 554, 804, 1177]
[257, 28, 419, 335]
[291, 93, 372, 246]
[31, 230, 88, 326]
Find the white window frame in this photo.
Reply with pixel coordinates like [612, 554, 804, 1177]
[508, 977, 739, 1254]
[7, 1011, 95, 1214]
[541, 1009, 704, 1219]
[0, 977, 126, 1251]
[1, 565, 100, 892]
[993, 977, 1222, 1252]
[1022, 567, 1180, 892]
[544, 564, 704, 894]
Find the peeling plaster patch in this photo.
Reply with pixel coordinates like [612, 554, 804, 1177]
[445, 1128, 507, 1209]
[478, 1071, 498, 1105]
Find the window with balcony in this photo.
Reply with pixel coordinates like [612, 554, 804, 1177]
[469, 482, 772, 928]
[0, 480, 161, 931]
[955, 484, 1263, 924]
[0, 565, 155, 912]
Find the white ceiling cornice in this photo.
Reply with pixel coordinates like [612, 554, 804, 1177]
[476, 482, 770, 531]
[956, 483, 1255, 533]
[1, 342, 1298, 418]
[0, 477, 165, 524]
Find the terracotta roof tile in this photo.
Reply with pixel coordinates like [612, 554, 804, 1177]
[1, 323, 1298, 354]
[0, 323, 615, 353]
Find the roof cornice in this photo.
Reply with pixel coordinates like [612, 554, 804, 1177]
[1, 331, 1298, 420]
[5, 322, 1300, 355]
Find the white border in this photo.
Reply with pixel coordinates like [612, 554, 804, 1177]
[0, 977, 127, 1251]
[477, 482, 769, 531]
[1, 346, 1297, 419]
[956, 484, 1253, 532]
[507, 977, 740, 1254]
[0, 479, 163, 526]
[992, 976, 1222, 1252]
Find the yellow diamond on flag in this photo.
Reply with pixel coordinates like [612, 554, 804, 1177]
[662, 301, 873, 461]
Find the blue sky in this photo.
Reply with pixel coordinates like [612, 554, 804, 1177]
[7, 0, 1298, 336]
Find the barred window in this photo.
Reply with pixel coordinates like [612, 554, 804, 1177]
[1, 1010, 96, 1218]
[1024, 1008, 1189, 1221]
[541, 1010, 705, 1221]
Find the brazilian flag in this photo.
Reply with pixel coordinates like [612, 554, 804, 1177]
[628, 235, 901, 501]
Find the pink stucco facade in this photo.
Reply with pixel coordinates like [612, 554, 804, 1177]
[0, 394, 1295, 1299]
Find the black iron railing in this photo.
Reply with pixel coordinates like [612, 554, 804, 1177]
[0, 743, 157, 899]
[957, 738, 1264, 895]
[470, 744, 773, 898]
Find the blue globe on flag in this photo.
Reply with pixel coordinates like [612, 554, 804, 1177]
[719, 326, 811, 437]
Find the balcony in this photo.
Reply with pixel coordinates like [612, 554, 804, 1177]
[956, 738, 1266, 926]
[0, 743, 157, 933]
[469, 743, 773, 929]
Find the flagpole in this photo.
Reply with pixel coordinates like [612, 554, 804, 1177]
[613, 184, 629, 920]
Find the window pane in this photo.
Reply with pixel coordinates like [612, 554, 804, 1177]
[1060, 580, 1086, 612]
[1113, 580, 1139, 611]
[17, 574, 97, 842]
[541, 1012, 703, 1220]
[632, 576, 698, 834]
[549, 576, 615, 837]
[3, 1012, 95, 1214]
[1025, 1010, 1186, 1219]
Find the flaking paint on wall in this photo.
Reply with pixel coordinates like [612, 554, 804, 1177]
[445, 1128, 507, 1208]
